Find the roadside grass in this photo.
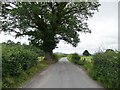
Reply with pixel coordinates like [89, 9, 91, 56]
[82, 62, 93, 73]
[80, 56, 93, 62]
[2, 57, 55, 88]
[78, 56, 93, 73]
[38, 56, 44, 62]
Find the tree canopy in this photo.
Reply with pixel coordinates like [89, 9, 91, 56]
[1, 2, 100, 60]
[105, 49, 115, 53]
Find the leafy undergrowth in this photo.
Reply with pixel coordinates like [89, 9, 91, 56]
[78, 56, 93, 73]
[2, 60, 55, 88]
[91, 51, 119, 89]
[53, 53, 67, 60]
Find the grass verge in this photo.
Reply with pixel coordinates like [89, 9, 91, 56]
[79, 56, 93, 73]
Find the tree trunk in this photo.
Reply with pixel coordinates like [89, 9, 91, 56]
[44, 52, 53, 61]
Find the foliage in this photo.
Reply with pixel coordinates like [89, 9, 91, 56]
[38, 56, 44, 62]
[4, 40, 44, 56]
[83, 50, 91, 56]
[73, 56, 93, 73]
[23, 43, 44, 56]
[51, 54, 59, 62]
[78, 56, 92, 65]
[67, 53, 80, 64]
[53, 53, 67, 60]
[92, 51, 119, 89]
[1, 2, 100, 59]
[2, 43, 39, 77]
[2, 61, 49, 88]
[105, 49, 115, 53]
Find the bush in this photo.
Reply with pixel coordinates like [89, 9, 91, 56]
[78, 58, 86, 65]
[23, 44, 44, 56]
[53, 53, 67, 60]
[92, 51, 119, 89]
[78, 56, 93, 73]
[2, 44, 38, 77]
[67, 53, 80, 64]
[52, 54, 59, 62]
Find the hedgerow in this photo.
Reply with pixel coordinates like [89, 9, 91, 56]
[2, 44, 39, 77]
[2, 42, 58, 88]
[67, 53, 80, 64]
[92, 51, 119, 89]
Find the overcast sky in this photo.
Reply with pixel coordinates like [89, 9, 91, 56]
[54, 1, 118, 54]
[0, 1, 119, 54]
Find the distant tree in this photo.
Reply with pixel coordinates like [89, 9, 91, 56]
[16, 42, 21, 45]
[71, 53, 80, 64]
[83, 50, 91, 56]
[1, 2, 100, 60]
[7, 40, 14, 45]
[2, 42, 6, 44]
[105, 49, 114, 53]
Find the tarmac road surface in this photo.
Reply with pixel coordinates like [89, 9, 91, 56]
[22, 57, 103, 88]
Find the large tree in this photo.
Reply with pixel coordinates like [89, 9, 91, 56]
[1, 2, 100, 60]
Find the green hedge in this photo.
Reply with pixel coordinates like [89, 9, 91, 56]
[2, 44, 39, 77]
[67, 53, 80, 64]
[53, 53, 67, 60]
[92, 51, 119, 89]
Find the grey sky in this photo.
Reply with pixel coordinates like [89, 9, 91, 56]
[0, 1, 119, 54]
